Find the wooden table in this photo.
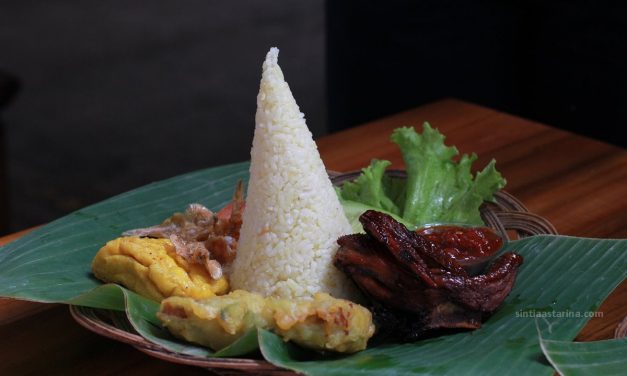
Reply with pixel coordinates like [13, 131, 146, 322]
[1, 99, 625, 374]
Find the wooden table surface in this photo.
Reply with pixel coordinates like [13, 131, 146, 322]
[1, 99, 625, 374]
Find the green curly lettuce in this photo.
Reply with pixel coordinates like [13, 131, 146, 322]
[337, 159, 401, 216]
[337, 122, 506, 229]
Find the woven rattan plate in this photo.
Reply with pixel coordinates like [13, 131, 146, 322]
[70, 170, 560, 375]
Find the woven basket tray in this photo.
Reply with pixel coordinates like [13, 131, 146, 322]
[70, 170, 560, 375]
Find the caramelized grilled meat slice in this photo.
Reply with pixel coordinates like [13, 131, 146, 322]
[334, 210, 523, 341]
[432, 252, 523, 312]
[360, 210, 468, 278]
[336, 234, 431, 313]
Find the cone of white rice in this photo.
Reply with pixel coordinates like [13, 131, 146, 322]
[230, 47, 358, 300]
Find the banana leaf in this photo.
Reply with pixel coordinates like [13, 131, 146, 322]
[537, 318, 627, 376]
[260, 236, 627, 375]
[0, 162, 249, 303]
[0, 161, 625, 375]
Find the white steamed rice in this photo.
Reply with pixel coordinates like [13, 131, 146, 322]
[229, 47, 358, 300]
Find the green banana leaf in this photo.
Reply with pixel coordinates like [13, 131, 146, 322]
[0, 162, 249, 302]
[0, 161, 625, 375]
[537, 318, 627, 376]
[260, 236, 627, 376]
[70, 284, 259, 358]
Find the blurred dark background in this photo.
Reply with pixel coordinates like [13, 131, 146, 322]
[327, 0, 627, 141]
[1, 1, 625, 234]
[326, 0, 627, 141]
[0, 1, 325, 234]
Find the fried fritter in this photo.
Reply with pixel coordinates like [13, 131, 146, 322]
[157, 290, 375, 353]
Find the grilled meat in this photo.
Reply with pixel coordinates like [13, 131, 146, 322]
[334, 210, 523, 341]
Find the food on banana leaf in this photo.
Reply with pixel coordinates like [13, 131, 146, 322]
[91, 47, 513, 359]
[92, 237, 228, 302]
[154, 47, 371, 354]
[123, 180, 245, 277]
[91, 180, 243, 301]
[229, 47, 359, 301]
[334, 210, 522, 341]
[158, 290, 374, 353]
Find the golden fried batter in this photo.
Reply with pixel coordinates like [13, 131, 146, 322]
[157, 290, 375, 353]
[91, 237, 228, 301]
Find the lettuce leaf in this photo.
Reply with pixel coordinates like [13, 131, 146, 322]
[337, 123, 506, 228]
[337, 159, 402, 216]
[338, 195, 413, 233]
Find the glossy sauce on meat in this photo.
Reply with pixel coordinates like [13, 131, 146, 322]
[415, 225, 503, 262]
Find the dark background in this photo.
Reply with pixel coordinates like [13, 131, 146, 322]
[327, 0, 627, 142]
[0, 1, 325, 234]
[1, 1, 625, 234]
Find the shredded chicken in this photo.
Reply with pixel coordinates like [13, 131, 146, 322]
[123, 181, 244, 279]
